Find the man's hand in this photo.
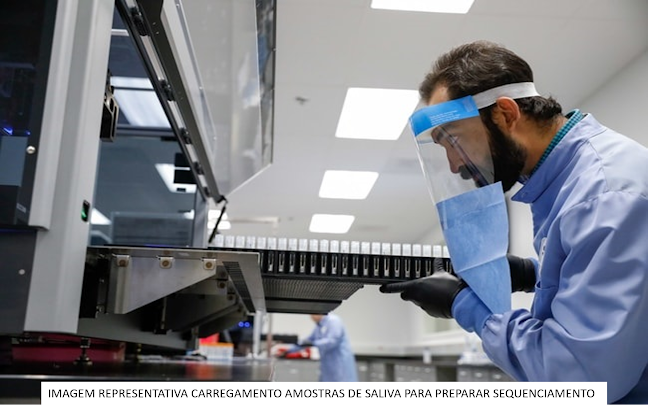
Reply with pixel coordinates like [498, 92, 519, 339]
[445, 254, 536, 293]
[379, 272, 467, 318]
[508, 254, 536, 293]
[277, 342, 310, 358]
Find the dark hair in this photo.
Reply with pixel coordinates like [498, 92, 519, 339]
[419, 40, 562, 126]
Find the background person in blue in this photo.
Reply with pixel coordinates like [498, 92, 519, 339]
[381, 40, 648, 404]
[282, 313, 358, 382]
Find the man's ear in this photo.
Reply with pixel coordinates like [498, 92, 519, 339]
[490, 97, 521, 131]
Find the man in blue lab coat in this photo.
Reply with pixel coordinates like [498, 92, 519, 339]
[283, 313, 358, 382]
[381, 40, 648, 404]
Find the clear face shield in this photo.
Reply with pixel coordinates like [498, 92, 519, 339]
[411, 99, 493, 203]
[410, 82, 538, 203]
[409, 83, 539, 314]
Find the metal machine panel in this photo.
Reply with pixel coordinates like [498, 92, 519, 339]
[265, 300, 342, 315]
[85, 246, 265, 316]
[77, 246, 265, 349]
[86, 246, 219, 314]
[17, 0, 115, 333]
[27, 0, 81, 228]
[0, 232, 37, 333]
[263, 277, 364, 301]
[217, 251, 266, 314]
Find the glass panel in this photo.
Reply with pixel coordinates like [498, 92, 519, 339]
[90, 134, 197, 247]
[177, 0, 274, 195]
[89, 10, 196, 247]
[0, 0, 57, 225]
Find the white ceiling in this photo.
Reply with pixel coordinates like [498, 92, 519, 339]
[216, 0, 648, 246]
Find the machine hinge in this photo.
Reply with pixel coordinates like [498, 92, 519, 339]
[130, 7, 148, 37]
[159, 79, 175, 101]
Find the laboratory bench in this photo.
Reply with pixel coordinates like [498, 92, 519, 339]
[272, 355, 514, 383]
[356, 356, 514, 383]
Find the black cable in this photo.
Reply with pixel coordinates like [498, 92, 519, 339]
[208, 196, 228, 244]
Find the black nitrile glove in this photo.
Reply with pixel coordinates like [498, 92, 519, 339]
[379, 271, 468, 318]
[508, 254, 537, 293]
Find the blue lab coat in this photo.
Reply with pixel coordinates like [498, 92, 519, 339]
[305, 313, 358, 382]
[481, 114, 648, 404]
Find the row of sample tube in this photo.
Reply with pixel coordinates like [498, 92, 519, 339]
[210, 234, 453, 282]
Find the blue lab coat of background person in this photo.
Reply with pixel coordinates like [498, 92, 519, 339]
[304, 313, 358, 382]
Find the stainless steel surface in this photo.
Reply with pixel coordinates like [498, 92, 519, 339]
[78, 308, 197, 351]
[88, 246, 265, 315]
[216, 250, 266, 313]
[79, 246, 265, 349]
[88, 246, 220, 314]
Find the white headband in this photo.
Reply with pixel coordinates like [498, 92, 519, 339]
[472, 82, 539, 109]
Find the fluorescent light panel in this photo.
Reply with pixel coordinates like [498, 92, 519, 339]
[114, 89, 170, 128]
[208, 220, 231, 230]
[91, 209, 111, 225]
[319, 170, 378, 200]
[208, 209, 231, 230]
[371, 0, 475, 14]
[208, 209, 229, 220]
[111, 76, 153, 90]
[184, 209, 232, 230]
[309, 214, 355, 234]
[336, 88, 419, 140]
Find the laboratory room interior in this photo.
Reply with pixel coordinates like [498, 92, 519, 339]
[1, 0, 648, 402]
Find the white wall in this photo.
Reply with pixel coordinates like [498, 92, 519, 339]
[507, 186, 536, 310]
[579, 51, 648, 145]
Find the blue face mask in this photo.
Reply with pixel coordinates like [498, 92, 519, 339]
[437, 182, 510, 314]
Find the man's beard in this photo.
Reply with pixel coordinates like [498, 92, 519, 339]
[487, 121, 527, 192]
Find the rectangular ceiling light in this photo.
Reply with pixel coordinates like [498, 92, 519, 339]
[336, 88, 419, 140]
[91, 209, 111, 225]
[208, 209, 231, 230]
[114, 89, 171, 128]
[371, 0, 475, 14]
[112, 76, 170, 128]
[319, 170, 379, 200]
[208, 220, 231, 230]
[111, 76, 154, 90]
[309, 214, 355, 234]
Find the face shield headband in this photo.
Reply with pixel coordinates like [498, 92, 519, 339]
[409, 82, 539, 204]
